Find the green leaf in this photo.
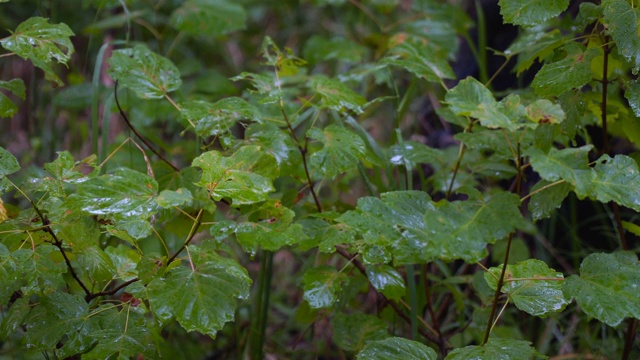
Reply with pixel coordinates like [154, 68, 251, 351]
[0, 79, 25, 118]
[302, 266, 345, 309]
[565, 252, 640, 327]
[366, 264, 406, 300]
[445, 77, 530, 131]
[180, 98, 261, 138]
[590, 155, 640, 212]
[499, 0, 569, 27]
[157, 188, 193, 208]
[105, 245, 140, 280]
[527, 146, 594, 197]
[147, 246, 251, 336]
[310, 76, 366, 114]
[235, 200, 306, 254]
[603, 0, 640, 74]
[422, 192, 525, 263]
[525, 99, 565, 124]
[308, 125, 367, 178]
[485, 259, 568, 316]
[506, 29, 564, 75]
[445, 338, 543, 359]
[296, 216, 356, 253]
[382, 39, 455, 82]
[356, 337, 437, 360]
[388, 141, 445, 168]
[245, 123, 304, 178]
[193, 146, 278, 205]
[107, 45, 181, 99]
[0, 243, 20, 303]
[44, 151, 99, 183]
[0, 297, 30, 339]
[303, 36, 367, 64]
[531, 44, 597, 97]
[66, 168, 158, 219]
[0, 17, 74, 86]
[13, 246, 66, 295]
[625, 81, 640, 117]
[0, 146, 20, 180]
[528, 180, 572, 221]
[23, 292, 88, 351]
[332, 312, 388, 352]
[170, 0, 246, 36]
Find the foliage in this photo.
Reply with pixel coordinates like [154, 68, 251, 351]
[1, 0, 639, 358]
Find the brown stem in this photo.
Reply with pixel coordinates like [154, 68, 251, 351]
[622, 318, 638, 360]
[114, 81, 180, 172]
[167, 209, 204, 264]
[86, 278, 140, 301]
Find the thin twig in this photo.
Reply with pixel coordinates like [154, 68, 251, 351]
[167, 209, 204, 264]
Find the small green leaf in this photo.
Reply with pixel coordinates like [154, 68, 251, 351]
[445, 338, 543, 359]
[180, 98, 261, 138]
[388, 141, 445, 168]
[0, 297, 30, 339]
[332, 312, 388, 352]
[565, 252, 640, 327]
[311, 76, 366, 114]
[527, 146, 594, 197]
[531, 44, 597, 97]
[245, 123, 304, 178]
[66, 168, 158, 219]
[591, 155, 640, 212]
[193, 146, 278, 205]
[308, 125, 367, 178]
[108, 45, 181, 99]
[382, 39, 455, 82]
[157, 188, 193, 208]
[356, 337, 437, 360]
[170, 0, 246, 37]
[0, 146, 20, 179]
[625, 81, 640, 117]
[485, 259, 568, 316]
[0, 17, 74, 86]
[0, 79, 25, 118]
[302, 266, 345, 309]
[147, 246, 251, 336]
[366, 264, 406, 300]
[0, 243, 20, 303]
[621, 220, 640, 237]
[603, 0, 640, 74]
[499, 0, 569, 27]
[528, 180, 572, 221]
[44, 151, 99, 183]
[303, 36, 367, 64]
[525, 99, 565, 124]
[23, 292, 88, 350]
[296, 216, 356, 253]
[506, 29, 564, 75]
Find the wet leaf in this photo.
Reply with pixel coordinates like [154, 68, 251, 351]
[180, 98, 261, 138]
[303, 35, 367, 64]
[603, 0, 640, 74]
[0, 17, 74, 86]
[528, 180, 572, 221]
[308, 125, 367, 178]
[527, 146, 594, 197]
[590, 155, 640, 212]
[0, 79, 25, 118]
[499, 0, 569, 27]
[382, 39, 455, 82]
[235, 200, 306, 253]
[147, 246, 251, 336]
[108, 45, 181, 99]
[170, 0, 246, 37]
[157, 188, 193, 208]
[445, 337, 542, 359]
[531, 44, 597, 97]
[193, 146, 278, 205]
[302, 266, 345, 309]
[485, 259, 569, 316]
[564, 251, 640, 327]
[332, 312, 388, 352]
[366, 264, 406, 300]
[356, 337, 437, 360]
[296, 216, 356, 253]
[310, 76, 366, 114]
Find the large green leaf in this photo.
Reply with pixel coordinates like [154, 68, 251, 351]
[0, 79, 25, 118]
[499, 0, 569, 27]
[308, 125, 367, 179]
[13, 246, 66, 296]
[590, 155, 640, 212]
[193, 146, 278, 205]
[302, 266, 346, 309]
[445, 77, 531, 131]
[382, 39, 455, 82]
[108, 45, 181, 99]
[527, 146, 594, 197]
[170, 0, 246, 36]
[445, 338, 543, 359]
[310, 76, 366, 114]
[180, 98, 261, 138]
[147, 246, 251, 336]
[356, 337, 437, 360]
[564, 251, 640, 327]
[422, 192, 525, 263]
[531, 44, 596, 97]
[366, 264, 406, 300]
[0, 17, 74, 86]
[66, 168, 158, 219]
[485, 259, 568, 317]
[234, 200, 306, 254]
[332, 312, 388, 352]
[23, 292, 88, 351]
[603, 0, 640, 74]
